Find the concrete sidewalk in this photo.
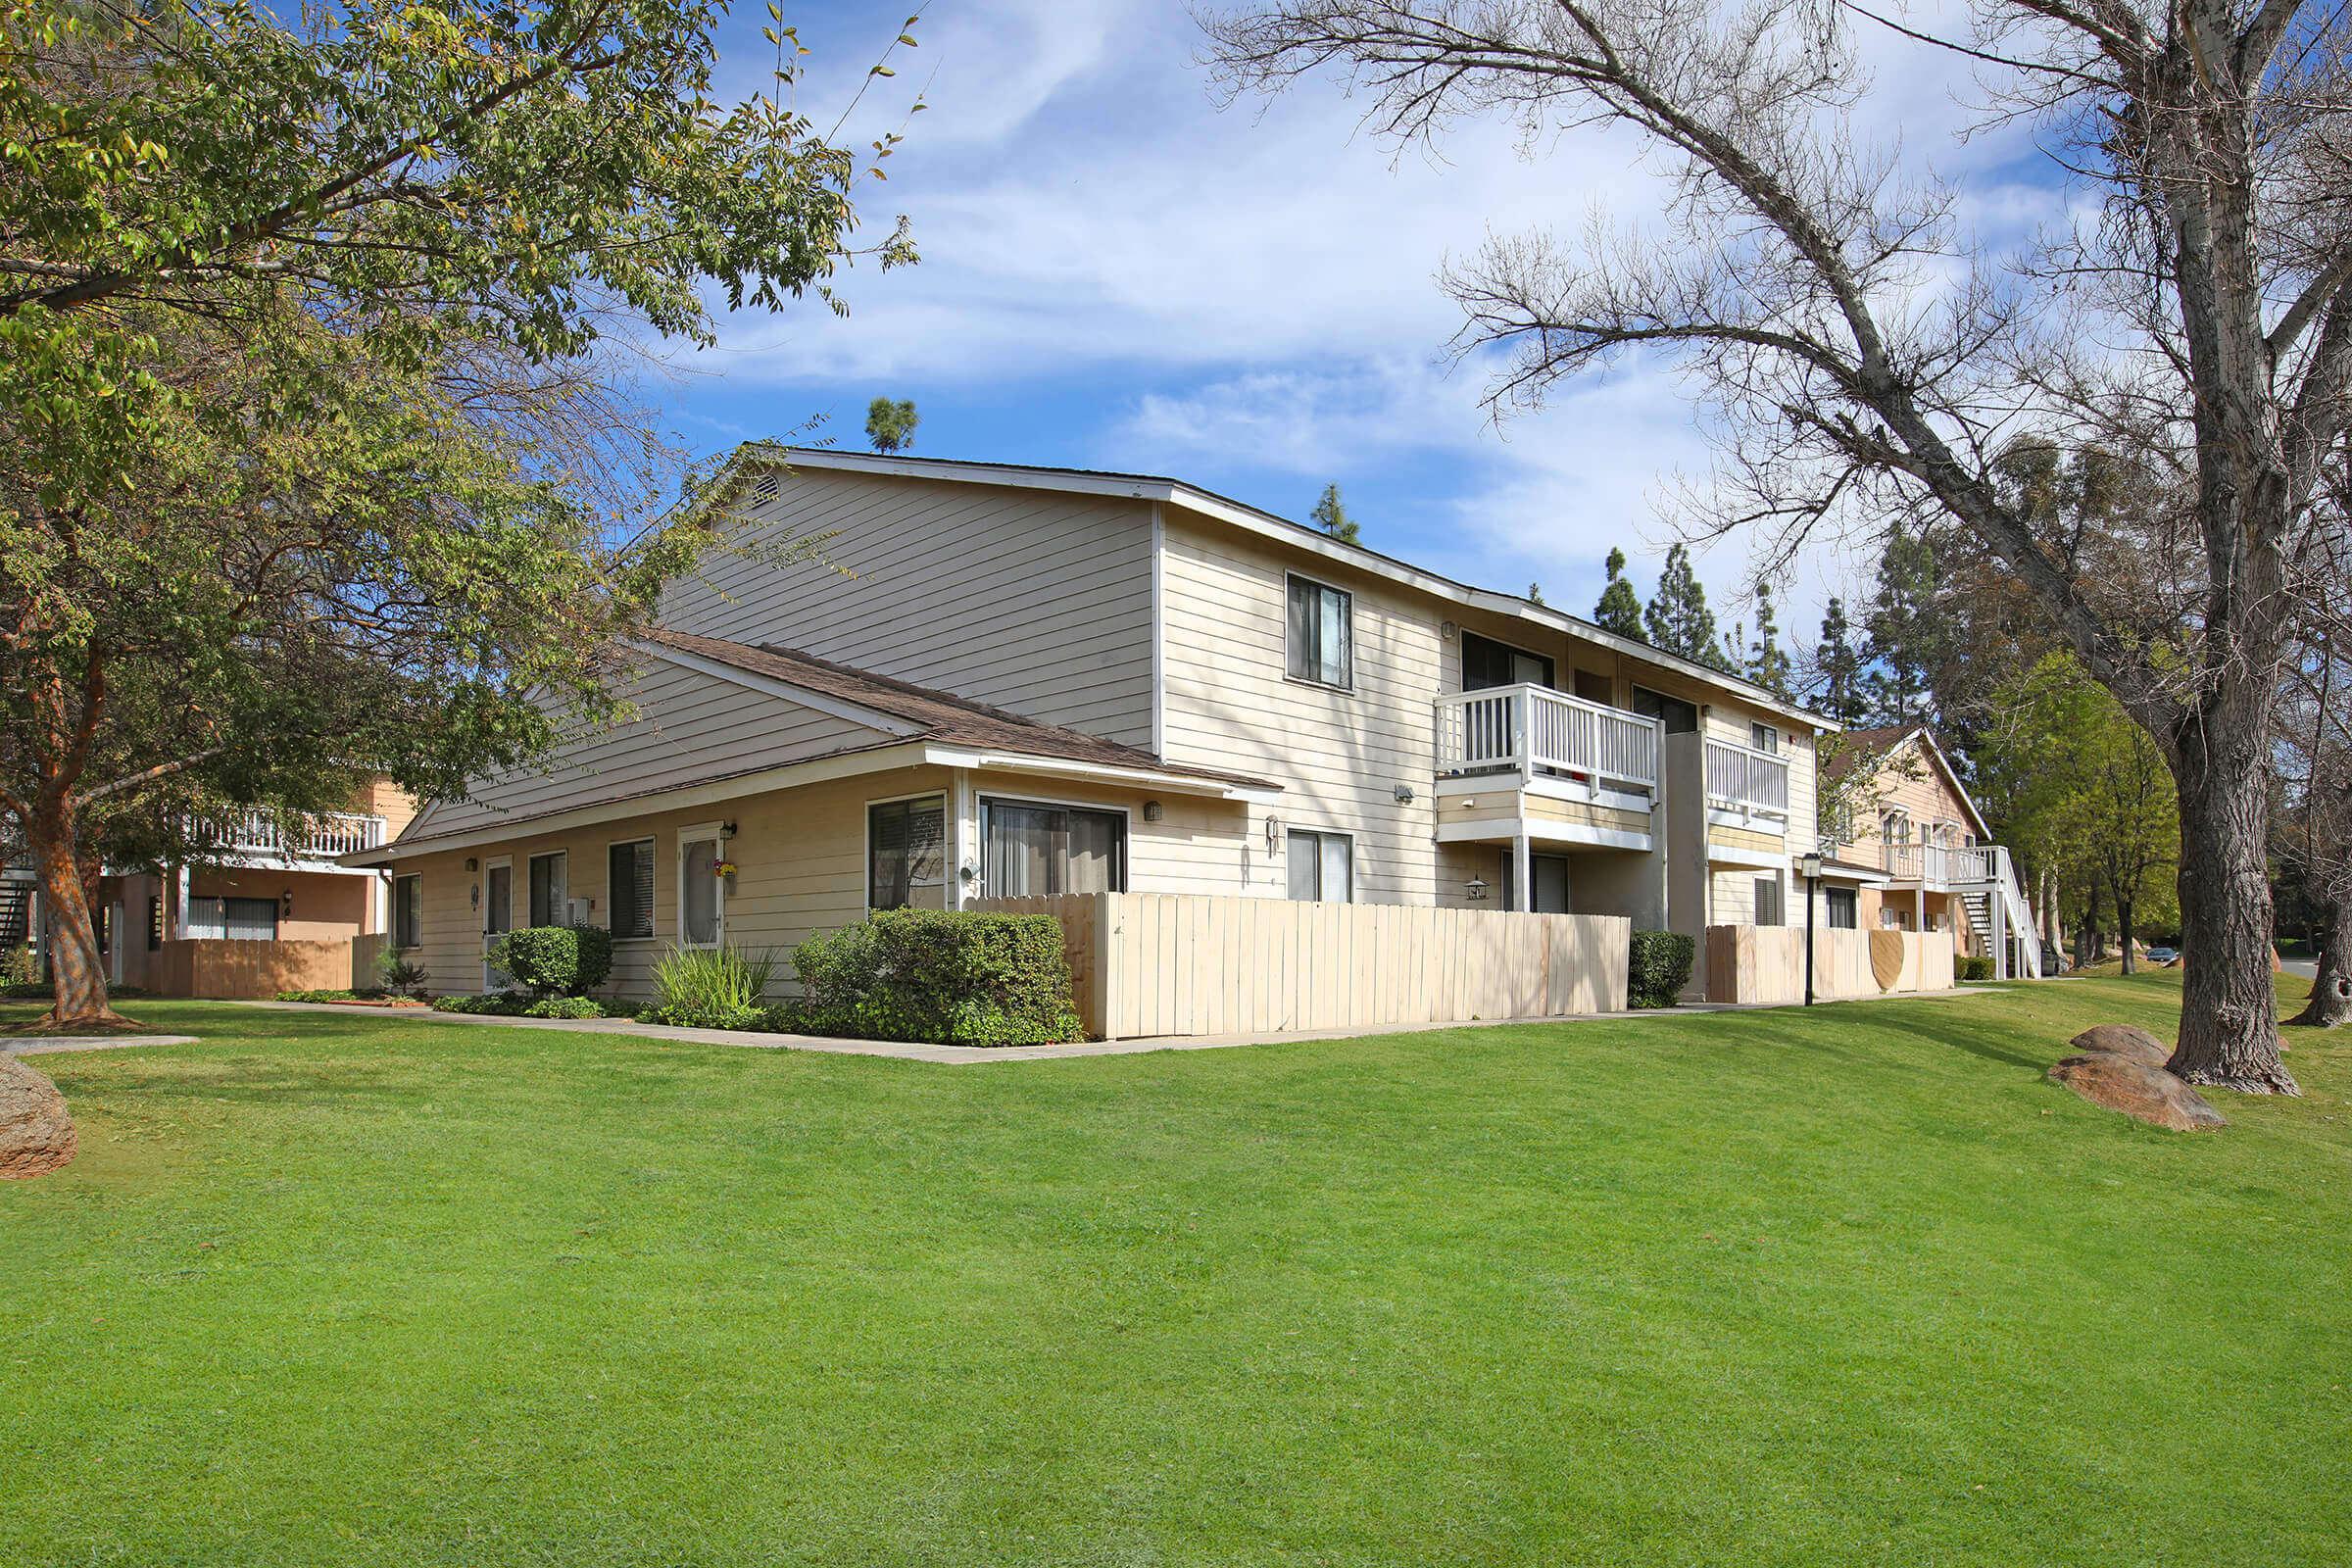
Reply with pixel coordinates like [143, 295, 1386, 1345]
[231, 984, 1996, 1065]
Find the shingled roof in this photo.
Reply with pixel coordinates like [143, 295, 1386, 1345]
[640, 628, 1278, 793]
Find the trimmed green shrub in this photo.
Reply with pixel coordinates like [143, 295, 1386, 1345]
[1627, 930, 1695, 1009]
[522, 995, 607, 1018]
[636, 945, 775, 1029]
[1957, 954, 1994, 982]
[430, 992, 532, 1015]
[489, 925, 613, 998]
[0, 944, 36, 988]
[786, 908, 1083, 1047]
[274, 988, 375, 1004]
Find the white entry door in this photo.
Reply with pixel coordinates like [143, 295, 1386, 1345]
[482, 857, 514, 990]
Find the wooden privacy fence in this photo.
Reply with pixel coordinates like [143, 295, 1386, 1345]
[1704, 925, 1955, 1006]
[974, 893, 1630, 1040]
[351, 931, 388, 991]
[151, 937, 353, 999]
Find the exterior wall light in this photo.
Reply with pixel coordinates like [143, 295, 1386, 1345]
[1394, 785, 1416, 804]
[1466, 877, 1491, 901]
[1143, 800, 1164, 822]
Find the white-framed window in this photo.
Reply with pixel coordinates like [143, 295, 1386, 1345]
[981, 798, 1127, 897]
[393, 874, 421, 950]
[1826, 887, 1858, 929]
[185, 896, 279, 943]
[1750, 721, 1779, 754]
[868, 795, 947, 910]
[527, 850, 568, 927]
[1285, 573, 1352, 689]
[1286, 829, 1354, 903]
[678, 824, 724, 949]
[608, 837, 656, 940]
[1754, 875, 1785, 927]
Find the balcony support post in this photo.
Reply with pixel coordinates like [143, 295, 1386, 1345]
[1512, 829, 1533, 914]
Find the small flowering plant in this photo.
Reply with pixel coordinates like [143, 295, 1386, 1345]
[711, 858, 739, 879]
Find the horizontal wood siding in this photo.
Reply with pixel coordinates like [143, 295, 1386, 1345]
[660, 468, 1156, 746]
[977, 893, 1628, 1039]
[406, 658, 888, 842]
[392, 765, 956, 1002]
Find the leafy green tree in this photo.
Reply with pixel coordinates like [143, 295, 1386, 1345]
[865, 398, 920, 454]
[1642, 544, 1732, 670]
[1592, 548, 1643, 639]
[0, 0, 914, 1027]
[1311, 483, 1360, 544]
[1977, 654, 2179, 973]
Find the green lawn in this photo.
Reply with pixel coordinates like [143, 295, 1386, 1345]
[4, 975, 2346, 1566]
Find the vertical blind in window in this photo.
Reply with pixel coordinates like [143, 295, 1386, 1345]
[1754, 877, 1785, 927]
[609, 840, 655, 939]
[1286, 576, 1352, 687]
[184, 897, 278, 942]
[868, 798, 946, 909]
[1286, 830, 1353, 903]
[983, 802, 1124, 897]
[528, 852, 568, 927]
[1827, 888, 1858, 929]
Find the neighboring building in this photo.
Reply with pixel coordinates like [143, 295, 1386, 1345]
[351, 447, 1840, 1004]
[1814, 725, 2042, 978]
[85, 779, 417, 994]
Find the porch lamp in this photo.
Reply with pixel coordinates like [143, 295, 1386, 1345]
[1799, 852, 1825, 1006]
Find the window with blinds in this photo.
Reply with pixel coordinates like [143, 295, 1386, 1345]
[609, 839, 655, 939]
[981, 800, 1124, 898]
[183, 897, 278, 942]
[1827, 888, 1858, 929]
[1286, 574, 1352, 688]
[528, 851, 568, 927]
[868, 797, 946, 909]
[1286, 829, 1354, 903]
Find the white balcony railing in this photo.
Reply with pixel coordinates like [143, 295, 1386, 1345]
[1435, 683, 1661, 796]
[192, 809, 388, 860]
[1703, 737, 1790, 817]
[1885, 841, 2000, 887]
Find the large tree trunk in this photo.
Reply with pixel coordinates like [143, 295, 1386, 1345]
[2118, 889, 2136, 976]
[2289, 896, 2352, 1028]
[2168, 742, 2296, 1092]
[26, 795, 125, 1028]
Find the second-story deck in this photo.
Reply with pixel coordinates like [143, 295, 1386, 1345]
[187, 810, 389, 867]
[1433, 684, 1664, 851]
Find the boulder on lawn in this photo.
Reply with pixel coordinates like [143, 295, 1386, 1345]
[2048, 1053, 2227, 1132]
[2066, 1023, 2174, 1068]
[0, 1055, 78, 1179]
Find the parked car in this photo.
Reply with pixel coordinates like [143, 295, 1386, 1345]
[2145, 946, 2180, 965]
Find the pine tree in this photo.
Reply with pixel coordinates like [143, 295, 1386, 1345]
[865, 397, 918, 454]
[1527, 581, 1544, 605]
[1747, 585, 1793, 699]
[1311, 483, 1360, 544]
[1593, 547, 1644, 638]
[1861, 533, 1946, 724]
[1813, 595, 1866, 724]
[1643, 544, 1733, 670]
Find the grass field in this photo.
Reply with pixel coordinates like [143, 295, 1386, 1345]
[4, 973, 2346, 1566]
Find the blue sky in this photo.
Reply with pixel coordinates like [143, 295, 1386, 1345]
[659, 1, 2048, 648]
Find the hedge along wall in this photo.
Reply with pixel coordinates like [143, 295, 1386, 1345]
[974, 893, 1630, 1040]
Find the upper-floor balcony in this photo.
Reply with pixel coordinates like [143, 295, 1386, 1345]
[188, 809, 389, 863]
[1701, 736, 1791, 827]
[1437, 683, 1662, 797]
[1882, 840, 2004, 888]
[1434, 684, 1663, 851]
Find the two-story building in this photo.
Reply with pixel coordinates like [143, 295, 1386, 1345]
[352, 447, 1840, 1009]
[1815, 725, 2043, 979]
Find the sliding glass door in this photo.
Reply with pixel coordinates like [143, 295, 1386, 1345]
[982, 800, 1126, 897]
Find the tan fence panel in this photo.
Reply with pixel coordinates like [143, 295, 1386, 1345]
[352, 932, 389, 992]
[1704, 925, 1955, 1005]
[974, 894, 1629, 1040]
[151, 938, 353, 999]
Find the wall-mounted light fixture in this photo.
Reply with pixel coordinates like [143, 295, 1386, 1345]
[465, 857, 479, 872]
[1440, 620, 1458, 641]
[280, 888, 294, 919]
[1143, 800, 1164, 822]
[720, 820, 738, 840]
[1466, 877, 1491, 901]
[1394, 785, 1416, 805]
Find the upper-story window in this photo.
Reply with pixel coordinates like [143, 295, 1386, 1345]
[1750, 721, 1780, 754]
[1631, 685, 1698, 734]
[1286, 574, 1352, 689]
[1461, 631, 1554, 692]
